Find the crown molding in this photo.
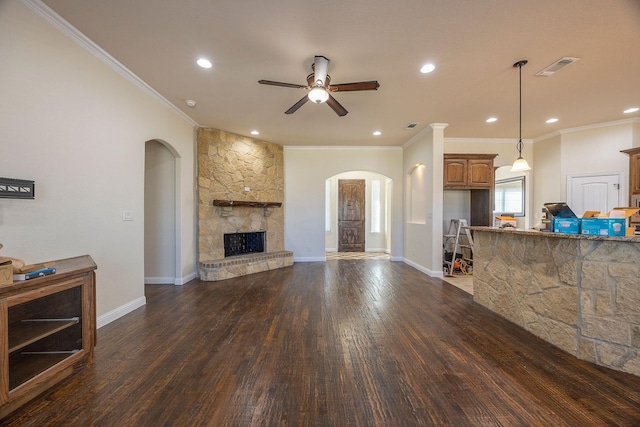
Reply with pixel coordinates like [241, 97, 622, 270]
[534, 118, 640, 143]
[283, 145, 402, 151]
[20, 0, 199, 128]
[444, 137, 525, 144]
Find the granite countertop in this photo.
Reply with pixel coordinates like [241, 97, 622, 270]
[468, 226, 640, 242]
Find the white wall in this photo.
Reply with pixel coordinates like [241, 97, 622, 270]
[325, 171, 389, 253]
[284, 147, 403, 261]
[402, 124, 446, 277]
[532, 134, 562, 224]
[0, 1, 197, 324]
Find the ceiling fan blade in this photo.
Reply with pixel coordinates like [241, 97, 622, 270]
[326, 94, 348, 117]
[285, 95, 309, 114]
[258, 80, 307, 89]
[330, 81, 380, 92]
[312, 56, 330, 87]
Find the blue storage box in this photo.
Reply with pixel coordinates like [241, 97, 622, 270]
[553, 217, 580, 234]
[581, 218, 625, 236]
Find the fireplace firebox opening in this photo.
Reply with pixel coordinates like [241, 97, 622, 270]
[224, 231, 266, 257]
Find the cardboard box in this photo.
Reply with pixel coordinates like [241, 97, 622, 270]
[494, 215, 517, 229]
[612, 207, 640, 237]
[581, 218, 626, 236]
[0, 261, 12, 286]
[582, 208, 640, 237]
[554, 217, 580, 234]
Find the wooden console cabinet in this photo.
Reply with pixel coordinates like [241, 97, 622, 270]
[0, 255, 96, 419]
[444, 154, 497, 226]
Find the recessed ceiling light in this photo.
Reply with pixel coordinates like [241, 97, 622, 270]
[486, 117, 497, 123]
[420, 63, 435, 74]
[546, 118, 559, 123]
[250, 130, 260, 135]
[624, 107, 639, 114]
[373, 131, 382, 136]
[185, 99, 196, 107]
[197, 58, 212, 69]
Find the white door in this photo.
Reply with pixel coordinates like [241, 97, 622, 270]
[567, 173, 623, 217]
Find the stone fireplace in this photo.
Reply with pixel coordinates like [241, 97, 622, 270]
[197, 128, 293, 281]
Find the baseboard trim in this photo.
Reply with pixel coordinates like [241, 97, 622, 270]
[175, 271, 198, 285]
[144, 276, 174, 285]
[97, 296, 146, 329]
[294, 256, 327, 262]
[144, 271, 198, 286]
[402, 258, 444, 278]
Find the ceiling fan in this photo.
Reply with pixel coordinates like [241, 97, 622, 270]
[258, 55, 380, 117]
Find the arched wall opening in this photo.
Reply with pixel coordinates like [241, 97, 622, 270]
[144, 139, 181, 284]
[324, 170, 393, 254]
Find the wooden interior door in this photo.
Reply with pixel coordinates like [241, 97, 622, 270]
[338, 179, 365, 252]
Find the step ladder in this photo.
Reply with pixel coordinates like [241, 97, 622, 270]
[443, 219, 474, 276]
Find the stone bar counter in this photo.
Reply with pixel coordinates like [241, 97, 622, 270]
[469, 227, 640, 377]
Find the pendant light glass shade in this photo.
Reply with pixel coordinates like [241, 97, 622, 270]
[308, 86, 329, 104]
[511, 60, 531, 172]
[511, 156, 531, 172]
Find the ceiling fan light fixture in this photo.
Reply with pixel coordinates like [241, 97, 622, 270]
[308, 86, 329, 104]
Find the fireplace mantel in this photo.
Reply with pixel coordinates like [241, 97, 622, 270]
[213, 199, 282, 208]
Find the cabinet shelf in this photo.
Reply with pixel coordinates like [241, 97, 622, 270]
[9, 353, 75, 391]
[0, 255, 96, 419]
[8, 318, 79, 353]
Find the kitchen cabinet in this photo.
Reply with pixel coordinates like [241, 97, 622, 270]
[444, 154, 497, 189]
[0, 255, 96, 419]
[443, 154, 497, 226]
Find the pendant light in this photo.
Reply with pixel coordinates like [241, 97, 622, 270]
[511, 60, 531, 172]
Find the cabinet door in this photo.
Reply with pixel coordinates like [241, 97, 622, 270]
[468, 160, 493, 188]
[443, 159, 467, 188]
[631, 154, 640, 194]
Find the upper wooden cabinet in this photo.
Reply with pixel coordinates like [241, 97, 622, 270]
[443, 154, 498, 189]
[622, 147, 640, 197]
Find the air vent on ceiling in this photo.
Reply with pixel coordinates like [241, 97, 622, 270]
[536, 57, 580, 76]
[404, 122, 420, 130]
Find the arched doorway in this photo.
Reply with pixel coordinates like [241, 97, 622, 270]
[144, 140, 178, 284]
[325, 170, 393, 255]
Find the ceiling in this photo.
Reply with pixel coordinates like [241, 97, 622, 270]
[41, 0, 640, 147]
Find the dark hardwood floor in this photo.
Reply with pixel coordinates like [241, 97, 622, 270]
[3, 260, 640, 426]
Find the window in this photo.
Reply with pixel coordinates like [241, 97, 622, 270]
[494, 176, 525, 217]
[371, 180, 381, 233]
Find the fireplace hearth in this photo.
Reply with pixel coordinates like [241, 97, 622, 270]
[224, 231, 265, 257]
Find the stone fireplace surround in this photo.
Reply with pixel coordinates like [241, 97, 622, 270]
[197, 128, 293, 281]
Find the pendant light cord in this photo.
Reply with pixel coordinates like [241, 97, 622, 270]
[513, 60, 528, 157]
